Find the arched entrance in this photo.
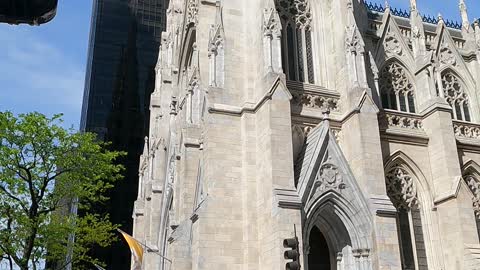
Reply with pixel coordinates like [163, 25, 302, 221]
[308, 226, 331, 270]
[303, 194, 373, 270]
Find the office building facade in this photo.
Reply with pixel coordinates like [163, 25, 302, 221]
[80, 0, 167, 269]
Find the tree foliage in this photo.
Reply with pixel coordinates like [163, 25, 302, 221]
[0, 112, 125, 270]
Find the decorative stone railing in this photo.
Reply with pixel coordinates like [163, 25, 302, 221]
[290, 92, 340, 112]
[380, 110, 424, 131]
[287, 81, 340, 113]
[453, 37, 466, 50]
[399, 26, 412, 40]
[453, 121, 480, 140]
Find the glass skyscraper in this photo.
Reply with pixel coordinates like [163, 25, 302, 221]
[80, 0, 167, 269]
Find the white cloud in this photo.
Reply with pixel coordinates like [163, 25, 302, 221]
[0, 27, 84, 128]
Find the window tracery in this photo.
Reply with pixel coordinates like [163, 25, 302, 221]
[379, 62, 416, 113]
[385, 164, 428, 270]
[441, 72, 471, 122]
[276, 0, 315, 84]
[386, 166, 418, 210]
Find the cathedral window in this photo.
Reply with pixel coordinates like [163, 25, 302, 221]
[441, 72, 471, 122]
[386, 165, 428, 270]
[276, 0, 315, 84]
[379, 62, 416, 113]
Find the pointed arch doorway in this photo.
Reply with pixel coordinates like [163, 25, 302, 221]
[303, 198, 370, 270]
[308, 226, 331, 270]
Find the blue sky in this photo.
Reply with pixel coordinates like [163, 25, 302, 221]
[0, 1, 92, 129]
[0, 0, 479, 129]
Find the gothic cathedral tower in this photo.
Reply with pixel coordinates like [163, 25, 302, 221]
[133, 0, 480, 269]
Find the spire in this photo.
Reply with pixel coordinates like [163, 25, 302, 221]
[143, 136, 149, 154]
[385, 0, 390, 12]
[409, 0, 426, 56]
[410, 0, 417, 11]
[459, 0, 470, 30]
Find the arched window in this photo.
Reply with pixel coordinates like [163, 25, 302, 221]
[441, 72, 471, 122]
[379, 62, 416, 113]
[276, 0, 315, 84]
[386, 165, 428, 270]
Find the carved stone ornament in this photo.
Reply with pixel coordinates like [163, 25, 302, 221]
[439, 43, 456, 66]
[386, 166, 418, 210]
[345, 26, 364, 54]
[263, 8, 282, 37]
[291, 92, 340, 112]
[275, 0, 312, 29]
[465, 175, 480, 217]
[186, 0, 198, 27]
[385, 113, 423, 130]
[384, 30, 402, 56]
[454, 123, 480, 139]
[311, 162, 346, 194]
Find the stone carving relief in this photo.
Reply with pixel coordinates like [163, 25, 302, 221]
[384, 30, 403, 56]
[186, 0, 198, 27]
[263, 8, 282, 37]
[453, 123, 480, 139]
[439, 42, 456, 66]
[465, 175, 480, 217]
[275, 0, 312, 29]
[345, 25, 365, 54]
[291, 92, 340, 112]
[309, 159, 346, 198]
[383, 113, 423, 130]
[386, 166, 418, 210]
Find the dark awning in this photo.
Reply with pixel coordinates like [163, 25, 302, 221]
[0, 0, 58, 25]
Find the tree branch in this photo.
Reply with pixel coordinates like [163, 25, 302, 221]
[0, 185, 28, 213]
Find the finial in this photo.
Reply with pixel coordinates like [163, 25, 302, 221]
[438, 13, 444, 23]
[459, 0, 470, 30]
[384, 0, 390, 10]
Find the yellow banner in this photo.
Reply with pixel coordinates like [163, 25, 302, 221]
[118, 229, 144, 269]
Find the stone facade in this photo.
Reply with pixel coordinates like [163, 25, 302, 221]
[132, 0, 480, 269]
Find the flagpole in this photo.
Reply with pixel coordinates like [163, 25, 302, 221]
[117, 229, 173, 264]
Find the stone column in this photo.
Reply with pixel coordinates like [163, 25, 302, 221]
[421, 102, 479, 269]
[341, 87, 402, 269]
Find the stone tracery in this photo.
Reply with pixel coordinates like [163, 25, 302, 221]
[275, 0, 315, 83]
[379, 62, 416, 113]
[441, 72, 471, 121]
[385, 165, 418, 210]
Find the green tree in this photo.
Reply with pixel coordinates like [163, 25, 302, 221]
[0, 112, 125, 270]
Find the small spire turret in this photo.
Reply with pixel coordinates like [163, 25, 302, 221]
[459, 0, 470, 30]
[410, 0, 417, 11]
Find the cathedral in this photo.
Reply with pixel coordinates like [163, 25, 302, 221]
[132, 0, 480, 269]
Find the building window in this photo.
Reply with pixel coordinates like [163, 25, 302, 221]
[276, 0, 315, 84]
[379, 62, 416, 113]
[386, 165, 428, 270]
[441, 72, 471, 122]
